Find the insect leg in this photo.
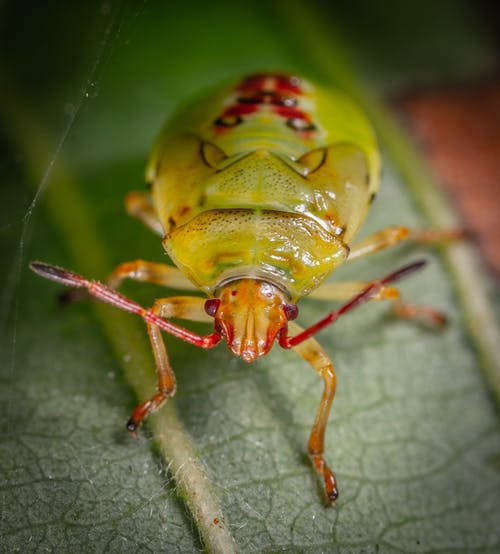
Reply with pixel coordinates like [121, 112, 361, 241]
[311, 278, 445, 326]
[62, 259, 196, 305]
[281, 261, 431, 347]
[287, 321, 338, 503]
[127, 296, 210, 433]
[125, 190, 165, 236]
[308, 280, 399, 301]
[347, 225, 464, 262]
[108, 260, 197, 291]
[30, 262, 221, 347]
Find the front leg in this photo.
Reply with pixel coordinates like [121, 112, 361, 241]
[127, 295, 210, 432]
[288, 321, 339, 503]
[30, 262, 221, 431]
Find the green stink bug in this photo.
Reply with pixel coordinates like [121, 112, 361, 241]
[31, 73, 461, 503]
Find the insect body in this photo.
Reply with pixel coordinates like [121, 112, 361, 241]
[32, 73, 457, 503]
[149, 73, 380, 303]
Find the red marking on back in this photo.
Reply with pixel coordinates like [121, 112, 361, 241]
[213, 73, 316, 133]
[237, 74, 269, 92]
[223, 104, 259, 117]
[273, 105, 310, 122]
[274, 75, 302, 94]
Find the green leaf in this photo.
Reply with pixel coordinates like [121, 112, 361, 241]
[2, 1, 500, 552]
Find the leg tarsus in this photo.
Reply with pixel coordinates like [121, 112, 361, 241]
[408, 228, 466, 244]
[310, 453, 338, 502]
[126, 389, 173, 434]
[393, 298, 447, 327]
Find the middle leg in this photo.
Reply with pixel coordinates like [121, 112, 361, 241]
[309, 278, 446, 326]
[108, 260, 197, 291]
[347, 225, 463, 262]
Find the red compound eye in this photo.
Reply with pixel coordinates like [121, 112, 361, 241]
[284, 303, 298, 320]
[204, 298, 220, 317]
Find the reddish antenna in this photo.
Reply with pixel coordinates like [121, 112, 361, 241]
[31, 259, 428, 352]
[279, 260, 427, 348]
[29, 262, 221, 349]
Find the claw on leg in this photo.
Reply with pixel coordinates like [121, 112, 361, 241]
[310, 453, 338, 502]
[126, 392, 170, 434]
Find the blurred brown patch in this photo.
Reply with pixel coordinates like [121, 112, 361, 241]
[394, 77, 500, 277]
